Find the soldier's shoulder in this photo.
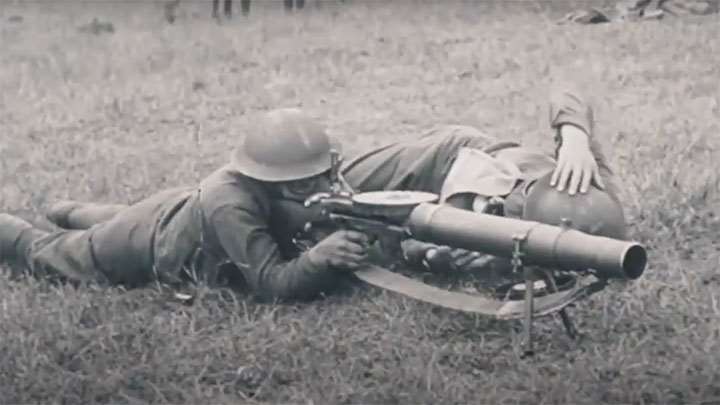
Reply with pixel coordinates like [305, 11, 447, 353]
[199, 164, 269, 211]
[420, 124, 496, 145]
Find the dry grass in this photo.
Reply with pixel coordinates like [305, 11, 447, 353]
[1, 1, 719, 403]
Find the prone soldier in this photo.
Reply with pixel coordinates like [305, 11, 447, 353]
[0, 86, 628, 301]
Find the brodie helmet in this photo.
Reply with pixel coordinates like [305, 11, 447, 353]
[522, 171, 627, 240]
[231, 108, 340, 182]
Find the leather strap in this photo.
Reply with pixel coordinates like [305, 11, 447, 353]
[354, 264, 606, 320]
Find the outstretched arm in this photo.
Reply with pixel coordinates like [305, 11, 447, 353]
[548, 84, 618, 199]
[341, 125, 502, 195]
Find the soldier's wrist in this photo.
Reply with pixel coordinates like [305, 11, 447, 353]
[304, 249, 329, 273]
[559, 124, 590, 147]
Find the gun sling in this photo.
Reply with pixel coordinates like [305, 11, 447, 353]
[354, 264, 607, 320]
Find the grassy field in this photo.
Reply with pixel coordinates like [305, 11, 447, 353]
[1, 0, 719, 403]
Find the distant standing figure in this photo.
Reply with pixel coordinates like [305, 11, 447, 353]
[284, 0, 306, 11]
[212, 0, 250, 18]
[212, 0, 305, 18]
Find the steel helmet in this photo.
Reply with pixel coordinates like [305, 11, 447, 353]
[522, 171, 627, 240]
[231, 108, 339, 182]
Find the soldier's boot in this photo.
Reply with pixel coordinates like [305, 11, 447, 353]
[46, 200, 125, 230]
[0, 214, 48, 271]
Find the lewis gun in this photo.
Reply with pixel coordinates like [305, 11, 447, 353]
[300, 184, 647, 355]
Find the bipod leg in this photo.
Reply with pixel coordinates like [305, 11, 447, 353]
[559, 308, 578, 340]
[511, 233, 534, 358]
[522, 266, 535, 357]
[542, 269, 578, 340]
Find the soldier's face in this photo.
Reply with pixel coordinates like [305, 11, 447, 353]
[276, 172, 334, 202]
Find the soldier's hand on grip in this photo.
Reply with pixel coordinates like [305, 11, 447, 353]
[403, 240, 493, 273]
[424, 246, 493, 273]
[307, 230, 370, 271]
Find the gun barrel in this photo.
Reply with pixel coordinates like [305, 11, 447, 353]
[407, 203, 646, 280]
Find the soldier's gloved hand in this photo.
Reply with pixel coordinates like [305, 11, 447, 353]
[307, 230, 370, 272]
[402, 240, 492, 273]
[424, 246, 494, 273]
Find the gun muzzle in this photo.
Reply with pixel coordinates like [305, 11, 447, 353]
[407, 204, 647, 280]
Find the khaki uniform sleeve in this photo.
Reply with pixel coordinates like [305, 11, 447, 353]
[341, 126, 503, 194]
[208, 203, 344, 301]
[549, 84, 595, 136]
[548, 83, 622, 202]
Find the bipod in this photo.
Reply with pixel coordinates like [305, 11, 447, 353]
[511, 231, 579, 358]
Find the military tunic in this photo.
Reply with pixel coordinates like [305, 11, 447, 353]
[21, 86, 619, 301]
